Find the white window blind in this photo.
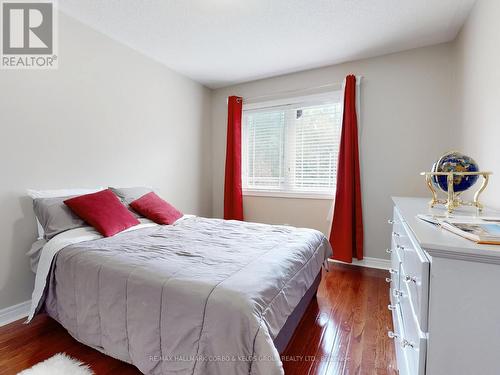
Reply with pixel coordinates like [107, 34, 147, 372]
[242, 92, 342, 197]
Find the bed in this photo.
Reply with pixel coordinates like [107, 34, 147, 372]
[28, 212, 331, 375]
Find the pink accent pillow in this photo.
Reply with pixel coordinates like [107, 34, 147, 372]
[64, 189, 140, 237]
[130, 192, 183, 225]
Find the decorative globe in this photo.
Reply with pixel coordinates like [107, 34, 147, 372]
[432, 151, 479, 193]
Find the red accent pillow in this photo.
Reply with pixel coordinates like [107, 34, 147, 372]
[64, 189, 140, 237]
[130, 192, 183, 225]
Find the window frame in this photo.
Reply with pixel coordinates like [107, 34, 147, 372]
[241, 91, 342, 200]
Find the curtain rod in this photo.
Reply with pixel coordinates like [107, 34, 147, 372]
[228, 75, 362, 104]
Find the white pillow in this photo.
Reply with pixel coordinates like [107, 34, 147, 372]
[27, 188, 104, 239]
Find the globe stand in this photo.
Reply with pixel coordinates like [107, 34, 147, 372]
[420, 171, 492, 213]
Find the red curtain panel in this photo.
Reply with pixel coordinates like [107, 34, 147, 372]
[329, 75, 363, 262]
[223, 96, 244, 220]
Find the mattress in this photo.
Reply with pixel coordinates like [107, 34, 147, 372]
[33, 217, 331, 375]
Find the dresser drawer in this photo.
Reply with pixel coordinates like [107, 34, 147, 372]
[399, 223, 430, 331]
[389, 304, 411, 375]
[389, 208, 405, 291]
[389, 235, 401, 291]
[399, 281, 427, 375]
[389, 209, 426, 375]
[391, 208, 410, 261]
[394, 230, 413, 256]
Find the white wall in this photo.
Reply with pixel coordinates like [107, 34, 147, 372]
[3, 3, 488, 311]
[212, 44, 458, 261]
[455, 0, 500, 209]
[0, 13, 212, 310]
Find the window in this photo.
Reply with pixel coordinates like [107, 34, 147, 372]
[242, 92, 342, 198]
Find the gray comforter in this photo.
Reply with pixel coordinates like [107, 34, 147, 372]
[44, 217, 331, 374]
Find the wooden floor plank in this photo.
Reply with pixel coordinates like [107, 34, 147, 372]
[0, 263, 395, 375]
[324, 265, 360, 375]
[308, 267, 348, 375]
[343, 269, 369, 375]
[283, 263, 348, 375]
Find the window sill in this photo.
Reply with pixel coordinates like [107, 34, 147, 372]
[242, 189, 334, 200]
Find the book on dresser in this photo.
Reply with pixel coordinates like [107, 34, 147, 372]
[417, 214, 500, 244]
[440, 221, 500, 244]
[389, 197, 500, 375]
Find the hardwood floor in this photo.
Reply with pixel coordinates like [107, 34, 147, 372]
[0, 263, 396, 375]
[282, 264, 397, 375]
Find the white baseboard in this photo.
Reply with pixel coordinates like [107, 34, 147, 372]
[328, 256, 390, 270]
[0, 300, 30, 327]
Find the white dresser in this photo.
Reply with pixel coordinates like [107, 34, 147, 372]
[388, 197, 500, 375]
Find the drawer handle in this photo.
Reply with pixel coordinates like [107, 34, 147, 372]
[404, 275, 417, 284]
[389, 268, 398, 275]
[393, 289, 403, 298]
[388, 219, 395, 225]
[386, 248, 393, 254]
[387, 304, 397, 311]
[388, 331, 399, 339]
[385, 277, 392, 283]
[396, 244, 405, 251]
[401, 339, 415, 349]
[392, 231, 401, 237]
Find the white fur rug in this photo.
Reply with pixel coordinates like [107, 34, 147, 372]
[18, 353, 94, 375]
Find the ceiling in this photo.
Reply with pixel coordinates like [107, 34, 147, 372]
[58, 0, 476, 89]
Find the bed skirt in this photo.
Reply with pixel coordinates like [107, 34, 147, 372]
[273, 270, 322, 353]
